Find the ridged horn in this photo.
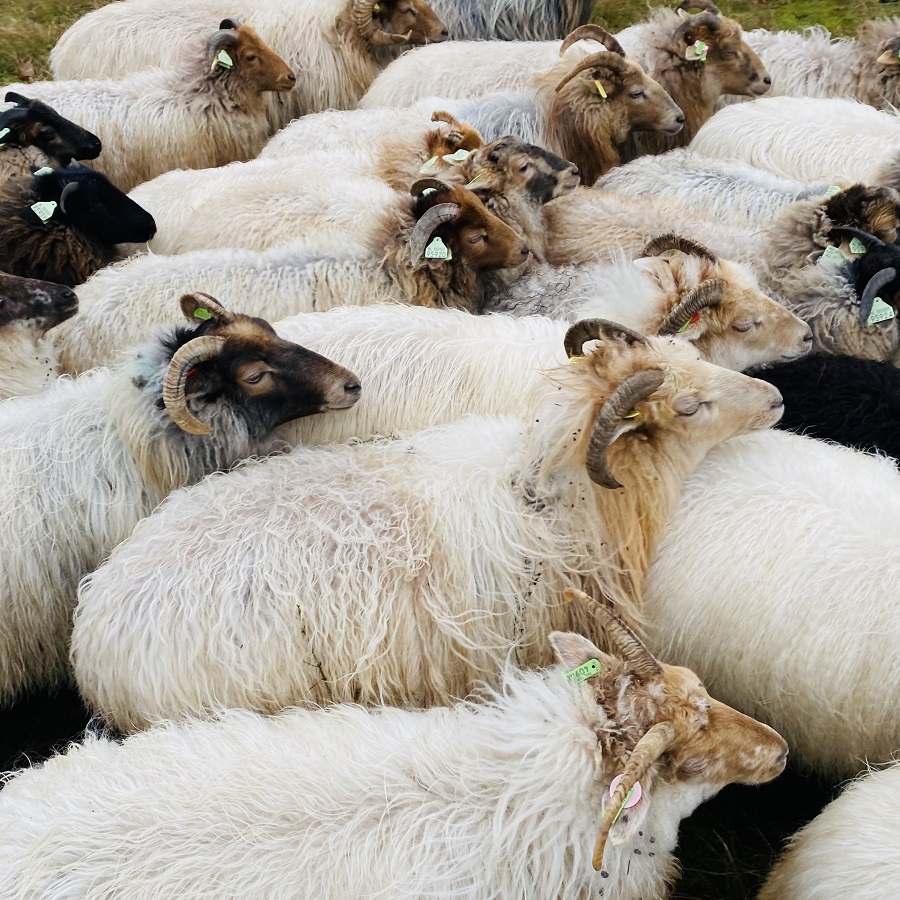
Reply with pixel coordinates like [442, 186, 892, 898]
[207, 27, 238, 67]
[410, 177, 450, 196]
[564, 318, 647, 358]
[592, 722, 676, 871]
[673, 11, 721, 41]
[564, 588, 662, 678]
[560, 25, 626, 57]
[676, 0, 722, 16]
[555, 51, 628, 93]
[162, 336, 227, 435]
[656, 279, 725, 335]
[585, 370, 666, 489]
[859, 267, 898, 325]
[641, 233, 717, 263]
[353, 0, 411, 45]
[409, 202, 459, 262]
[58, 181, 80, 215]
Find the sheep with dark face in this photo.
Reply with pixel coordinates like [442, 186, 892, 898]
[0, 291, 359, 704]
[0, 271, 78, 399]
[0, 165, 156, 287]
[0, 92, 101, 187]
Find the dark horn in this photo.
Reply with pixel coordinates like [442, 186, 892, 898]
[641, 233, 717, 263]
[564, 318, 647, 358]
[859, 267, 898, 325]
[560, 25, 626, 57]
[555, 51, 628, 93]
[657, 279, 725, 336]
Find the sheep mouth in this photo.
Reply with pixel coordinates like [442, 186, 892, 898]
[778, 348, 810, 361]
[750, 83, 771, 97]
[663, 122, 685, 135]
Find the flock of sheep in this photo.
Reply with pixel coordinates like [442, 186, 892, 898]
[1, 0, 900, 896]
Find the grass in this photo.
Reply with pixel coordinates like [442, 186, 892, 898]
[0, 0, 887, 897]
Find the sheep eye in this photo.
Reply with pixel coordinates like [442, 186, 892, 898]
[676, 398, 702, 416]
[630, 90, 645, 99]
[518, 163, 529, 172]
[732, 321, 755, 333]
[244, 370, 268, 385]
[468, 233, 486, 245]
[721, 49, 736, 59]
[244, 53, 258, 62]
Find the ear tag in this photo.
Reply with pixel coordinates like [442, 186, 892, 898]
[194, 307, 213, 320]
[30, 201, 58, 223]
[0, 127, 9, 145]
[677, 311, 702, 333]
[866, 297, 895, 326]
[824, 185, 841, 199]
[568, 354, 586, 365]
[849, 237, 868, 255]
[594, 79, 608, 99]
[685, 39, 708, 62]
[373, 2, 380, 8]
[442, 148, 470, 164]
[33, 167, 54, 177]
[817, 244, 846, 266]
[419, 155, 439, 173]
[424, 236, 451, 260]
[465, 173, 484, 188]
[420, 187, 437, 196]
[621, 410, 640, 419]
[609, 775, 643, 825]
[565, 658, 600, 684]
[216, 49, 234, 70]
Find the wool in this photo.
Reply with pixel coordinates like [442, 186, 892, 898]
[427, 0, 591, 40]
[0, 322, 64, 399]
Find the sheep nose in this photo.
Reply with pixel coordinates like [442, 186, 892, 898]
[520, 246, 530, 257]
[286, 72, 297, 84]
[441, 28, 449, 37]
[675, 114, 685, 125]
[763, 76, 772, 85]
[802, 332, 813, 345]
[344, 379, 362, 398]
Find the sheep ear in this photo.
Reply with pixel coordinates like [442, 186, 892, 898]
[549, 631, 607, 675]
[605, 772, 654, 847]
[179, 292, 233, 326]
[877, 42, 900, 67]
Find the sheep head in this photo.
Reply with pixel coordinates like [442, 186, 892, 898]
[1, 92, 101, 165]
[551, 589, 787, 871]
[408, 179, 530, 272]
[206, 22, 296, 93]
[161, 293, 360, 436]
[829, 227, 900, 325]
[637, 234, 813, 371]
[549, 52, 683, 185]
[352, 0, 448, 47]
[824, 184, 900, 246]
[0, 270, 78, 334]
[421, 111, 483, 165]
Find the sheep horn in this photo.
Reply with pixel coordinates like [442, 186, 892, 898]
[555, 51, 628, 93]
[641, 233, 718, 263]
[58, 181, 80, 215]
[676, 0, 722, 16]
[585, 369, 666, 490]
[564, 588, 662, 677]
[218, 17, 241, 29]
[410, 177, 450, 197]
[409, 202, 459, 262]
[656, 279, 725, 335]
[592, 722, 676, 871]
[207, 28, 238, 64]
[162, 335, 227, 435]
[559, 25, 626, 57]
[858, 267, 898, 325]
[564, 318, 647, 358]
[353, 0, 411, 45]
[4, 91, 31, 107]
[829, 226, 888, 251]
[431, 110, 463, 128]
[673, 11, 721, 41]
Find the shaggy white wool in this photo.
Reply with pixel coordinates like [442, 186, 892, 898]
[0, 321, 61, 398]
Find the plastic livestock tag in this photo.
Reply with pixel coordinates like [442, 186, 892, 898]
[424, 236, 452, 260]
[442, 148, 470, 163]
[677, 311, 702, 333]
[568, 354, 586, 364]
[33, 167, 53, 177]
[373, 2, 380, 8]
[0, 127, 9, 144]
[824, 185, 841, 199]
[216, 49, 234, 70]
[866, 297, 895, 326]
[194, 307, 213, 320]
[609, 775, 643, 825]
[419, 156, 438, 173]
[465, 173, 484, 188]
[817, 244, 845, 266]
[594, 79, 607, 99]
[420, 187, 437, 196]
[849, 237, 868, 255]
[30, 201, 58, 222]
[685, 40, 708, 62]
[621, 410, 640, 419]
[565, 658, 600, 684]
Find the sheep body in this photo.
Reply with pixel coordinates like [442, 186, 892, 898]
[427, 0, 591, 40]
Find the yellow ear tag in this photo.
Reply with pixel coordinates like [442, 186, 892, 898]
[424, 236, 452, 260]
[442, 148, 470, 164]
[824, 185, 841, 199]
[419, 156, 438, 173]
[621, 410, 640, 419]
[216, 49, 234, 70]
[866, 297, 895, 326]
[30, 201, 57, 223]
[817, 244, 846, 266]
[849, 237, 868, 255]
[568, 354, 586, 365]
[465, 173, 484, 188]
[373, 2, 380, 8]
[194, 307, 213, 320]
[33, 167, 54, 177]
[565, 658, 601, 684]
[594, 79, 607, 99]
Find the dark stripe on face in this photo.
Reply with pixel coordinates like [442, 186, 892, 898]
[527, 171, 559, 204]
[524, 143, 573, 172]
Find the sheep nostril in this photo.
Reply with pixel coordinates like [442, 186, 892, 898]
[763, 76, 772, 85]
[520, 246, 530, 257]
[344, 380, 361, 397]
[441, 28, 449, 37]
[676, 114, 685, 124]
[802, 333, 813, 344]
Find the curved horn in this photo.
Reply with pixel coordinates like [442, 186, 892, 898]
[560, 25, 626, 57]
[585, 370, 667, 489]
[656, 279, 725, 336]
[218, 17, 242, 29]
[410, 177, 450, 197]
[829, 225, 889, 251]
[409, 202, 459, 262]
[58, 181, 80, 215]
[564, 318, 647, 358]
[555, 51, 628, 93]
[641, 233, 717, 263]
[673, 11, 721, 41]
[676, 0, 722, 16]
[162, 336, 227, 435]
[206, 28, 238, 64]
[564, 588, 662, 678]
[858, 267, 898, 324]
[4, 91, 30, 107]
[431, 110, 464, 129]
[353, 0, 411, 45]
[592, 722, 676, 871]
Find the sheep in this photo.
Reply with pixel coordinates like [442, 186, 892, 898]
[614, 0, 770, 156]
[0, 271, 79, 399]
[50, 0, 448, 130]
[758, 762, 900, 900]
[0, 291, 360, 704]
[0, 165, 156, 287]
[0, 92, 101, 187]
[690, 96, 900, 185]
[490, 234, 813, 372]
[0, 607, 787, 900]
[426, 0, 592, 40]
[69, 320, 784, 730]
[641, 426, 900, 777]
[5, 22, 296, 194]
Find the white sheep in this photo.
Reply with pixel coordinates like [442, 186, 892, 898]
[70, 321, 784, 730]
[758, 762, 900, 900]
[0, 292, 359, 703]
[427, 0, 591, 40]
[0, 611, 787, 900]
[5, 22, 296, 193]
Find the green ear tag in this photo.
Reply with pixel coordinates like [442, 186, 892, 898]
[866, 297, 895, 326]
[0, 127, 10, 145]
[373, 2, 380, 8]
[194, 307, 213, 320]
[849, 237, 868, 255]
[817, 244, 846, 266]
[30, 200, 57, 223]
[565, 658, 601, 684]
[419, 156, 438, 173]
[33, 167, 54, 177]
[442, 148, 470, 164]
[420, 187, 437, 196]
[594, 79, 607, 99]
[216, 49, 234, 70]
[424, 236, 452, 260]
[824, 185, 841, 199]
[686, 39, 708, 62]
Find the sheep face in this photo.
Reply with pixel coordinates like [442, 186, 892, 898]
[0, 271, 78, 333]
[374, 0, 448, 45]
[1, 92, 101, 165]
[209, 24, 296, 94]
[825, 185, 900, 245]
[161, 293, 361, 436]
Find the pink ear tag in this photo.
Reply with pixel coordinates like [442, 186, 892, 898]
[609, 775, 642, 824]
